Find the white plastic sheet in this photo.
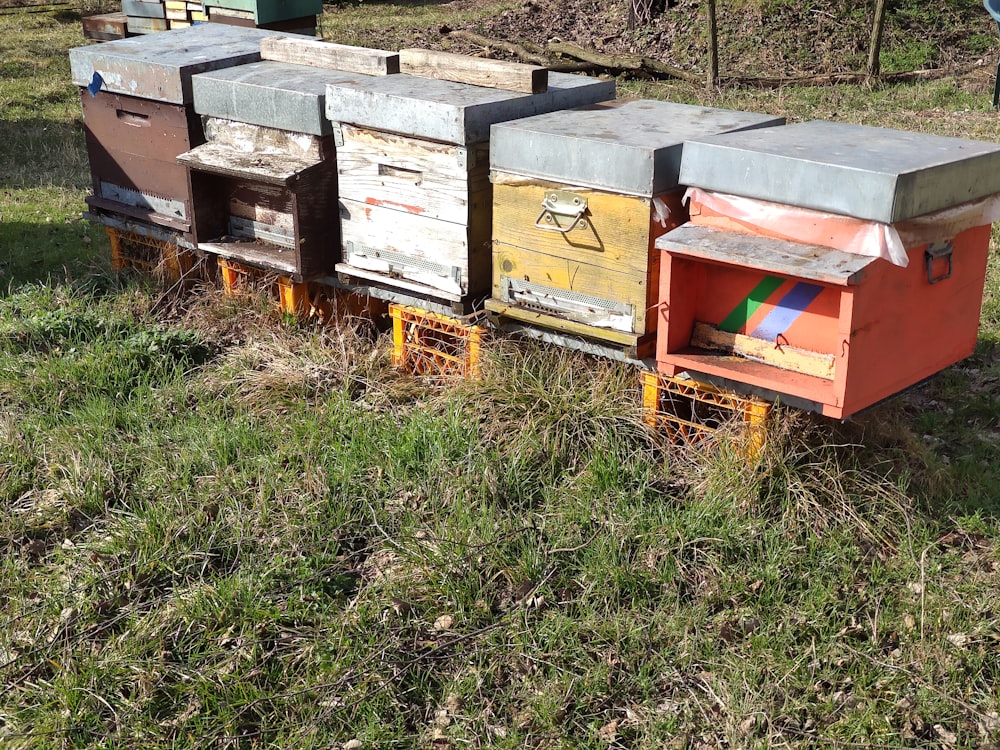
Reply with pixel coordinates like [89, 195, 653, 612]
[684, 188, 1000, 268]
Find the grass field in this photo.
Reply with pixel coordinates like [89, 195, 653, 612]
[3, 3, 1000, 748]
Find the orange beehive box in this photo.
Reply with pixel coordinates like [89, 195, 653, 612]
[655, 121, 1000, 419]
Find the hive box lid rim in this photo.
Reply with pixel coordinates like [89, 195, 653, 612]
[678, 120, 1000, 222]
[490, 99, 785, 195]
[193, 61, 375, 134]
[324, 71, 615, 144]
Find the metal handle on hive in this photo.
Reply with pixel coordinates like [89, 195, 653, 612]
[534, 190, 589, 234]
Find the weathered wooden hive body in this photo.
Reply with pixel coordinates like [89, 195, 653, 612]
[324, 70, 616, 311]
[203, 0, 321, 33]
[180, 53, 394, 279]
[70, 25, 282, 240]
[657, 120, 1000, 418]
[121, 0, 170, 35]
[485, 100, 785, 360]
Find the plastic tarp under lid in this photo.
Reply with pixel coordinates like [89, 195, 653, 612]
[685, 188, 1000, 267]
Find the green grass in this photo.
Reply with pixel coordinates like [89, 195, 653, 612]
[3, 2, 1000, 748]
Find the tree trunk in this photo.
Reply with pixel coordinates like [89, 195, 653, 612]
[706, 0, 718, 90]
[868, 0, 888, 78]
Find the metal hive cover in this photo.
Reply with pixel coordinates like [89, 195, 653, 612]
[70, 24, 287, 104]
[192, 61, 373, 135]
[679, 120, 1000, 222]
[324, 71, 615, 145]
[489, 99, 786, 196]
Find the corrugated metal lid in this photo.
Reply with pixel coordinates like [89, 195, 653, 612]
[679, 120, 1000, 222]
[490, 99, 786, 196]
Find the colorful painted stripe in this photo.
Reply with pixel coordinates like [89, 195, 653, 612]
[718, 275, 784, 334]
[748, 282, 824, 342]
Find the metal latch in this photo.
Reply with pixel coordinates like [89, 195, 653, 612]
[925, 241, 953, 284]
[534, 190, 589, 234]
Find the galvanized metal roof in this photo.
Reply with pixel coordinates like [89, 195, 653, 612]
[679, 120, 1000, 222]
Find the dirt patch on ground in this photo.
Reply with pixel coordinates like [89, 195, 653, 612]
[355, 0, 995, 79]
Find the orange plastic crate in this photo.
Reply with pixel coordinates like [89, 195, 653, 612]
[216, 258, 386, 324]
[106, 226, 193, 283]
[305, 282, 389, 326]
[390, 304, 486, 378]
[641, 370, 770, 456]
[216, 257, 307, 312]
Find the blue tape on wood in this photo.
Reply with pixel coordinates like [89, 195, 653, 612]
[87, 71, 104, 97]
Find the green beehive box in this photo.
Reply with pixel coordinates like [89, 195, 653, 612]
[203, 0, 321, 24]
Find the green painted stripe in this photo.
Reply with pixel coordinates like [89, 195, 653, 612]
[718, 275, 785, 333]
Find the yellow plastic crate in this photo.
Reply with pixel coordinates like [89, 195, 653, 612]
[641, 370, 770, 457]
[390, 304, 486, 378]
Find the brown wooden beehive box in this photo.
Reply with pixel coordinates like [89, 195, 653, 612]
[70, 25, 285, 236]
[180, 118, 338, 279]
[179, 47, 397, 279]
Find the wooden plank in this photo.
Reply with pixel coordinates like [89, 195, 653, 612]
[485, 299, 645, 348]
[336, 125, 490, 224]
[399, 48, 547, 93]
[658, 224, 875, 285]
[492, 181, 655, 277]
[690, 321, 835, 380]
[228, 184, 296, 234]
[208, 6, 253, 19]
[203, 117, 327, 161]
[260, 36, 399, 76]
[126, 16, 168, 32]
[177, 142, 321, 186]
[201, 241, 298, 275]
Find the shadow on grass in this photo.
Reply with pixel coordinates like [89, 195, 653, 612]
[0, 118, 89, 191]
[839, 338, 1000, 518]
[0, 219, 107, 291]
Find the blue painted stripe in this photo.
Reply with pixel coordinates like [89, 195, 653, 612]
[748, 282, 824, 342]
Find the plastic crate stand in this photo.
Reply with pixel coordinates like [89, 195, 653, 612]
[641, 370, 770, 457]
[216, 258, 386, 325]
[306, 282, 389, 326]
[106, 225, 193, 283]
[390, 303, 486, 378]
[216, 257, 306, 314]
